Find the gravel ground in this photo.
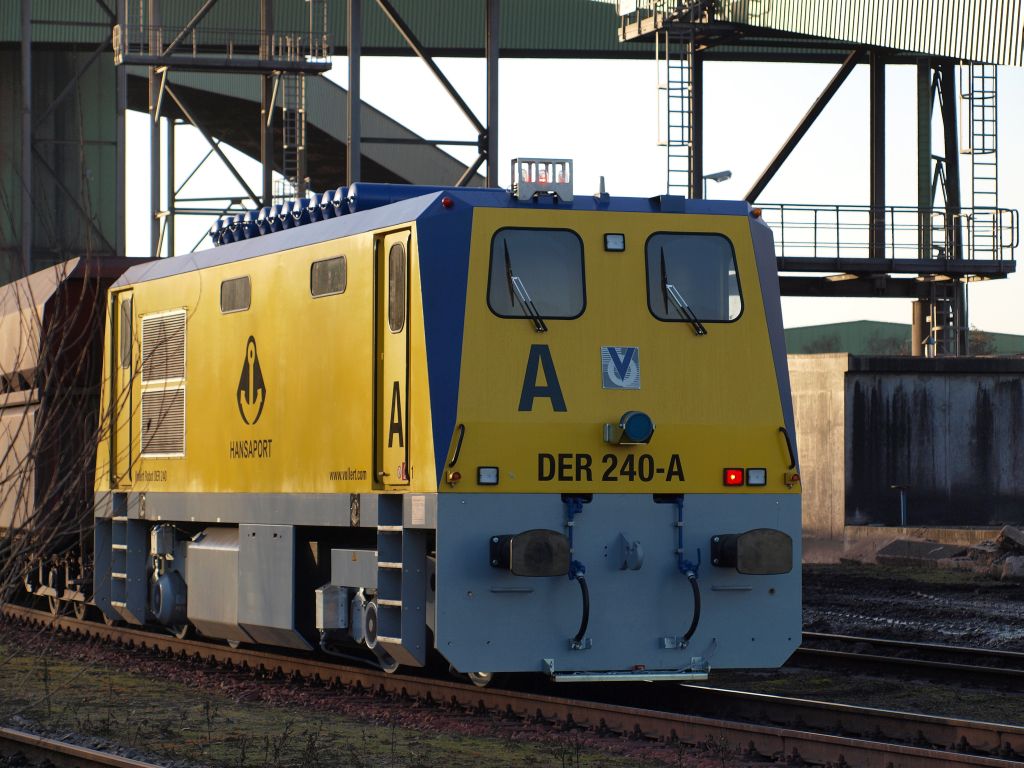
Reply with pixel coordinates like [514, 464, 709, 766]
[802, 562, 1024, 650]
[707, 561, 1024, 726]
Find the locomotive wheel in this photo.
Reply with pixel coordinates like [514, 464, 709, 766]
[226, 639, 242, 649]
[73, 601, 88, 621]
[468, 672, 493, 688]
[46, 567, 63, 616]
[171, 623, 191, 640]
[101, 611, 122, 627]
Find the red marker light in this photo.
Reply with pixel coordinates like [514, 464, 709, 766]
[723, 468, 744, 486]
[441, 196, 454, 209]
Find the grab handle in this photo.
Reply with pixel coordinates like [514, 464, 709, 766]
[779, 426, 796, 470]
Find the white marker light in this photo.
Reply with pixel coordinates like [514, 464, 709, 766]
[746, 468, 767, 486]
[477, 467, 499, 485]
[605, 233, 626, 252]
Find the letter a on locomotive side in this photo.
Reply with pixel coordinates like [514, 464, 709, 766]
[93, 159, 801, 681]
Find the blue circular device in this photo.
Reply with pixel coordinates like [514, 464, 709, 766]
[621, 411, 655, 443]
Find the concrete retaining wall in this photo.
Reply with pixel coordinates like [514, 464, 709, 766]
[790, 354, 1024, 548]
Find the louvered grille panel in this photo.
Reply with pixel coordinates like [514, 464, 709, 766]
[141, 388, 185, 456]
[141, 312, 186, 382]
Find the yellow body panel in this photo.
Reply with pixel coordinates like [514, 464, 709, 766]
[449, 207, 796, 495]
[96, 226, 437, 496]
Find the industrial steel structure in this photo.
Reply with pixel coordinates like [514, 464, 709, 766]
[2, 0, 1022, 353]
[619, 0, 1021, 354]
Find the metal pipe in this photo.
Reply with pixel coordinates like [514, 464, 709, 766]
[745, 48, 864, 203]
[347, 0, 361, 184]
[485, 0, 499, 186]
[20, 0, 32, 275]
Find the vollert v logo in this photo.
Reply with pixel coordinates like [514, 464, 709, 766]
[238, 336, 266, 425]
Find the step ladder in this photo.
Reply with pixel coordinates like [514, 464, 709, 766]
[375, 496, 427, 667]
[658, 28, 695, 197]
[961, 62, 999, 261]
[98, 497, 148, 625]
[276, 73, 307, 202]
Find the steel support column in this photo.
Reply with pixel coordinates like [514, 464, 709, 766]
[938, 61, 967, 353]
[166, 118, 175, 257]
[913, 59, 933, 356]
[20, 0, 32, 275]
[485, 0, 499, 186]
[917, 60, 932, 254]
[149, 78, 162, 257]
[745, 48, 864, 202]
[115, 0, 127, 257]
[869, 50, 885, 259]
[148, 1, 162, 258]
[260, 0, 274, 205]
[690, 47, 703, 199]
[347, 0, 362, 185]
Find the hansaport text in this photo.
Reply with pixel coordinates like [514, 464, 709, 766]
[538, 452, 684, 482]
[229, 439, 273, 459]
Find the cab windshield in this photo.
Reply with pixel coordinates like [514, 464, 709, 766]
[645, 233, 741, 322]
[488, 228, 585, 320]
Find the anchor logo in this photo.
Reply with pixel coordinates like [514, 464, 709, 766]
[237, 336, 266, 425]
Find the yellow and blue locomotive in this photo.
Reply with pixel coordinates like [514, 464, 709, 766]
[93, 159, 801, 681]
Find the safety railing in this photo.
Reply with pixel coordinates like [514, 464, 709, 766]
[617, 0, 715, 38]
[755, 204, 1018, 263]
[113, 24, 332, 65]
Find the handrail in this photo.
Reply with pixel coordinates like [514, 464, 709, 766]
[755, 203, 1017, 262]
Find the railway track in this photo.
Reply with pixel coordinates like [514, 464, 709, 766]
[795, 631, 1024, 686]
[0, 725, 163, 768]
[3, 604, 1023, 768]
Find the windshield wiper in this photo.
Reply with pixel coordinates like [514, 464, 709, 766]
[504, 240, 548, 333]
[661, 249, 707, 336]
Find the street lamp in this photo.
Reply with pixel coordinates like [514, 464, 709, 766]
[703, 170, 732, 198]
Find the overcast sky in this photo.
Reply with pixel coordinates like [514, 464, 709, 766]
[126, 56, 1024, 334]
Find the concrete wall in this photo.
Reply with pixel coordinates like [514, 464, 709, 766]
[845, 356, 1024, 527]
[789, 354, 848, 541]
[790, 354, 1024, 550]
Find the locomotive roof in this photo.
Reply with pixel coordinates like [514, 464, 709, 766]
[114, 186, 751, 288]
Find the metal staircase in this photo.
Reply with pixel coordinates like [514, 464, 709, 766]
[962, 63, 999, 261]
[658, 29, 695, 196]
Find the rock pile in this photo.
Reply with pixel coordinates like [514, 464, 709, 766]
[889, 524, 1024, 580]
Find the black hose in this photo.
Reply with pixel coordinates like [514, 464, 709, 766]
[682, 571, 701, 642]
[573, 575, 590, 646]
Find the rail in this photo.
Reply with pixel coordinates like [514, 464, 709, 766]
[0, 726, 162, 768]
[4, 604, 1024, 766]
[757, 203, 1018, 264]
